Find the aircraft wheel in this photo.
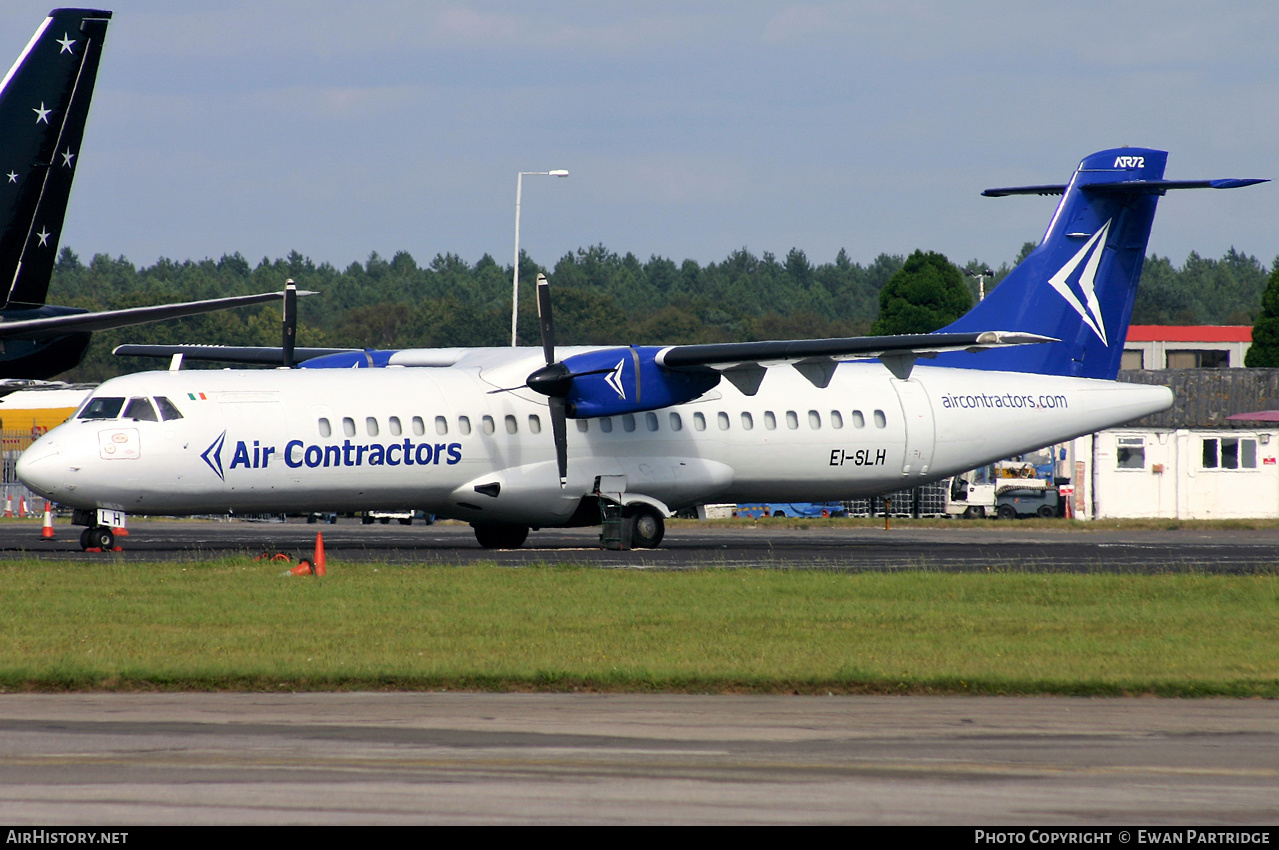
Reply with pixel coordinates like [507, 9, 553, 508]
[996, 504, 1017, 520]
[1036, 505, 1055, 519]
[80, 526, 114, 551]
[625, 506, 665, 549]
[473, 523, 529, 549]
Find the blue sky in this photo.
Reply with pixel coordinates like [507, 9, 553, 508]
[3, 1, 1276, 272]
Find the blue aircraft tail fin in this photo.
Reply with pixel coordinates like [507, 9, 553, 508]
[935, 148, 1265, 379]
[0, 9, 112, 309]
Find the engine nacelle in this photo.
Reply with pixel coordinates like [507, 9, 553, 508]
[549, 346, 720, 418]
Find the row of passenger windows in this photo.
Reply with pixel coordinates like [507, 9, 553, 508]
[317, 408, 890, 438]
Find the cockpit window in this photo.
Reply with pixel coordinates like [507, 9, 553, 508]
[77, 397, 124, 420]
[123, 397, 158, 421]
[154, 397, 184, 421]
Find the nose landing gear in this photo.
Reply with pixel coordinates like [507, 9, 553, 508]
[79, 525, 115, 551]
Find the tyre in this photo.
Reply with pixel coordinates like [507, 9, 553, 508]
[625, 506, 665, 548]
[362, 515, 374, 525]
[473, 523, 529, 549]
[1036, 505, 1055, 519]
[996, 504, 1017, 520]
[399, 517, 412, 525]
[962, 506, 986, 519]
[80, 526, 113, 551]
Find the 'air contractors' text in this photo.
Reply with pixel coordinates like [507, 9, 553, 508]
[940, 392, 1067, 411]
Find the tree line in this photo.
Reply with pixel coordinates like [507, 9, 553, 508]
[49, 243, 1277, 383]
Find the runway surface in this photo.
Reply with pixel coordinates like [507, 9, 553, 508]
[1, 693, 1276, 825]
[2, 517, 1278, 571]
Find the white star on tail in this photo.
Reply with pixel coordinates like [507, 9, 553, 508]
[57, 34, 75, 54]
[60, 148, 75, 167]
[36, 228, 50, 247]
[1047, 219, 1111, 346]
[6, 172, 16, 184]
[33, 102, 51, 124]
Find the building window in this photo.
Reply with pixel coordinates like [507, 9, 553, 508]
[1167, 350, 1230, 369]
[1120, 350, 1145, 370]
[1203, 437, 1257, 470]
[1116, 436, 1145, 469]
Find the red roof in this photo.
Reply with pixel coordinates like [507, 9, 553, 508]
[1126, 325, 1252, 343]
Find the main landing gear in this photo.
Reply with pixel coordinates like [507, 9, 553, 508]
[472, 523, 530, 549]
[624, 504, 665, 549]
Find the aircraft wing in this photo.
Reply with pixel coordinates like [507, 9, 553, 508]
[0, 291, 314, 339]
[112, 343, 356, 365]
[654, 330, 1053, 369]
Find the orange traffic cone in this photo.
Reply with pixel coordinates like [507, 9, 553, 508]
[4, 494, 11, 518]
[287, 559, 314, 576]
[18, 495, 26, 517]
[40, 501, 54, 539]
[313, 532, 326, 576]
[113, 526, 128, 537]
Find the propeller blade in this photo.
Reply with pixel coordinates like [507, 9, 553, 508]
[536, 273, 555, 366]
[549, 396, 568, 489]
[282, 279, 297, 368]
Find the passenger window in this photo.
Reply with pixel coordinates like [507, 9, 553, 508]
[622, 413, 636, 432]
[874, 409, 887, 428]
[366, 417, 379, 436]
[412, 416, 425, 435]
[693, 412, 706, 431]
[482, 415, 495, 435]
[457, 416, 471, 435]
[600, 417, 613, 433]
[576, 419, 589, 433]
[718, 412, 730, 430]
[124, 397, 158, 421]
[669, 412, 683, 431]
[741, 412, 753, 430]
[645, 412, 658, 432]
[764, 411, 776, 430]
[435, 416, 448, 435]
[154, 397, 184, 421]
[505, 415, 518, 434]
[388, 416, 402, 436]
[78, 397, 124, 420]
[343, 417, 356, 437]
[786, 410, 799, 430]
[852, 410, 865, 428]
[529, 415, 542, 434]
[830, 410, 843, 429]
[318, 418, 332, 438]
[808, 410, 821, 429]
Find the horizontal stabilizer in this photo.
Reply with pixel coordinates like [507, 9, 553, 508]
[983, 178, 1266, 197]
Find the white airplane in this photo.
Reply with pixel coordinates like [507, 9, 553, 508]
[17, 148, 1265, 550]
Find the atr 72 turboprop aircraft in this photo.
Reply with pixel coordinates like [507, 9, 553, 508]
[17, 148, 1265, 550]
[0, 9, 297, 391]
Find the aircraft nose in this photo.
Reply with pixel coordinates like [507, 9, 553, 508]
[17, 437, 64, 499]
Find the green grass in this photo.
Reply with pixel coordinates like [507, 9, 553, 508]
[1, 559, 1276, 695]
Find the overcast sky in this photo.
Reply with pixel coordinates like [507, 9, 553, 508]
[3, 1, 1277, 273]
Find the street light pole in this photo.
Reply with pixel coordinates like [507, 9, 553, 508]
[512, 169, 569, 346]
[966, 267, 995, 302]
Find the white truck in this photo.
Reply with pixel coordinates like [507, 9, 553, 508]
[945, 462, 1056, 519]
